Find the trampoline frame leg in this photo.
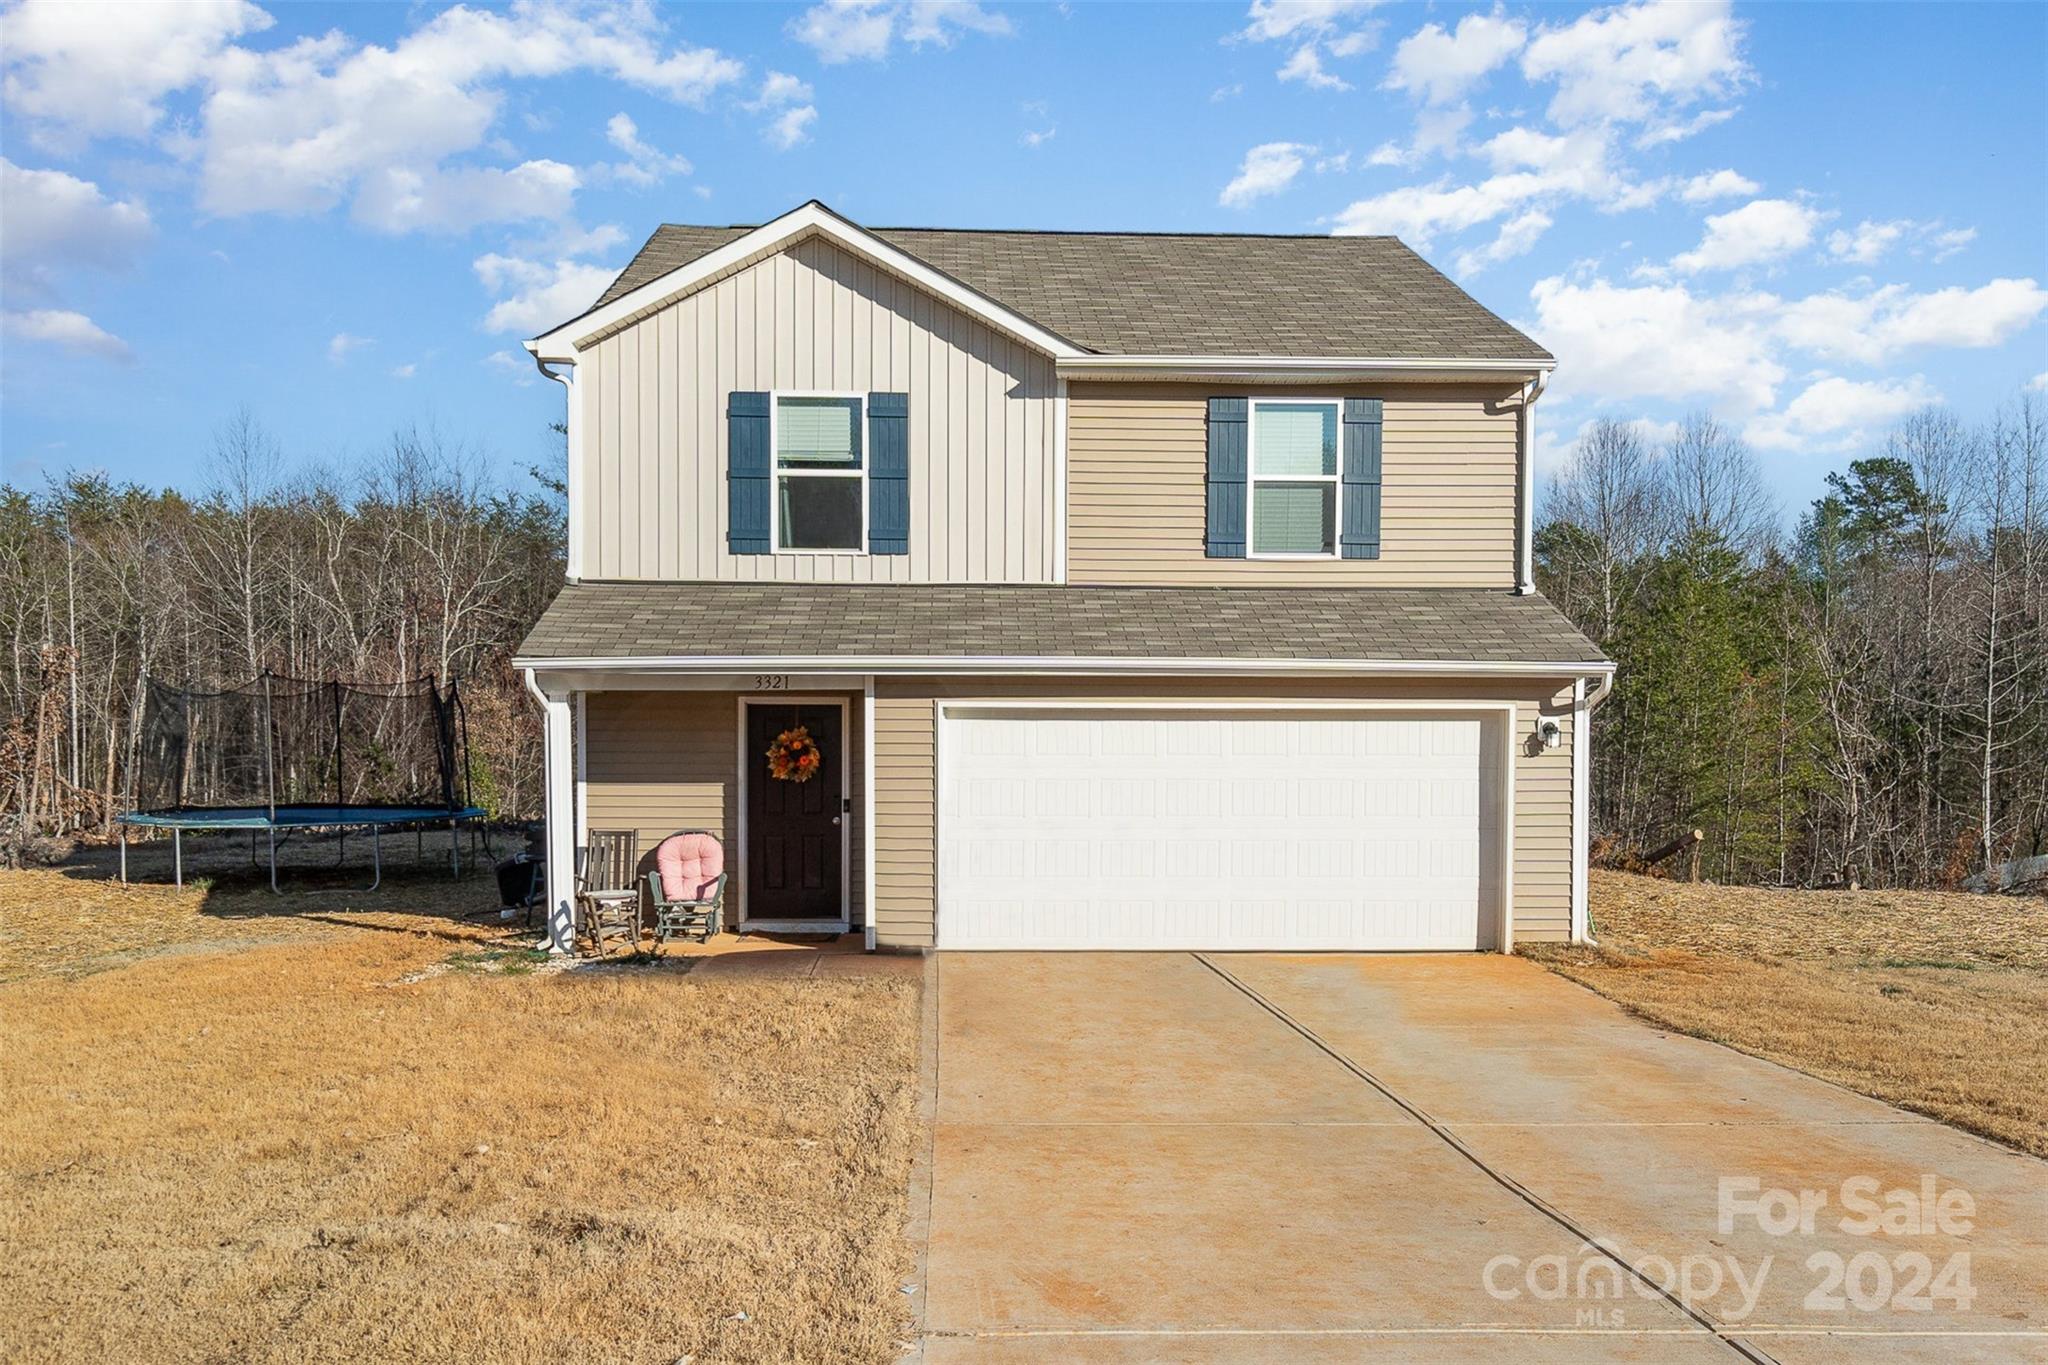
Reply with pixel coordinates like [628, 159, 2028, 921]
[450, 818, 460, 878]
[268, 826, 279, 894]
[173, 829, 183, 888]
[119, 828, 128, 883]
[369, 826, 382, 892]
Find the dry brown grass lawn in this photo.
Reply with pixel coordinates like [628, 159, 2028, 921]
[0, 863, 921, 1364]
[1525, 871, 2048, 1157]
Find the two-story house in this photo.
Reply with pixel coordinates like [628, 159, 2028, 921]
[515, 200, 1611, 955]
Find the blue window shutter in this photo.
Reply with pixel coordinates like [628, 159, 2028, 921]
[1341, 397, 1382, 560]
[727, 391, 771, 554]
[867, 392, 910, 554]
[1205, 397, 1248, 558]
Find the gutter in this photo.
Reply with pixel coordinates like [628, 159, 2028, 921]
[1056, 355, 1555, 384]
[515, 654, 1616, 678]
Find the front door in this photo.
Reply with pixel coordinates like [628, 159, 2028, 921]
[744, 703, 845, 921]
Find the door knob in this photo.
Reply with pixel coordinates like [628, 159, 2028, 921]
[831, 815, 842, 826]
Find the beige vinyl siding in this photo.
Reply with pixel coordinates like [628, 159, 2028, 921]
[868, 676, 1574, 949]
[1067, 382, 1521, 587]
[872, 696, 938, 949]
[581, 690, 865, 927]
[576, 235, 1060, 583]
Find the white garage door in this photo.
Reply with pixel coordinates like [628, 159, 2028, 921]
[937, 708, 1504, 951]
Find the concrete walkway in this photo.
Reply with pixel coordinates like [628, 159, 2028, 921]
[916, 953, 2047, 1363]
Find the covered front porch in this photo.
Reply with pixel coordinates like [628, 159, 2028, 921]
[522, 669, 881, 955]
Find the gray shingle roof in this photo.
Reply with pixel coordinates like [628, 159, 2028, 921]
[516, 583, 1605, 667]
[585, 221, 1550, 362]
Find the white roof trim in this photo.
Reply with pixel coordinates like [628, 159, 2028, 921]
[1056, 355, 1554, 383]
[529, 200, 1087, 362]
[515, 654, 1614, 677]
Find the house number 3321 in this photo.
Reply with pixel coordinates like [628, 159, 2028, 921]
[754, 674, 790, 690]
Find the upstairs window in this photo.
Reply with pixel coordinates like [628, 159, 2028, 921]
[1248, 400, 1339, 557]
[774, 394, 865, 552]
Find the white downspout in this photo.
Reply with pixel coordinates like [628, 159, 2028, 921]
[523, 667, 577, 954]
[1572, 669, 1614, 944]
[528, 346, 582, 582]
[1513, 371, 1550, 596]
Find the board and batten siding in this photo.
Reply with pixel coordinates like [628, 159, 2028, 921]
[581, 689, 865, 927]
[1067, 382, 1522, 587]
[575, 235, 1060, 583]
[868, 676, 1575, 950]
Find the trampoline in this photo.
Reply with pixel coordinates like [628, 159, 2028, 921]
[118, 674, 489, 892]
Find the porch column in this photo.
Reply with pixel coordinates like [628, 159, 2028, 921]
[526, 670, 577, 954]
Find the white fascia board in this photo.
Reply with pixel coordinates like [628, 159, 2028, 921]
[1056, 355, 1554, 383]
[529, 200, 1086, 362]
[516, 654, 1615, 677]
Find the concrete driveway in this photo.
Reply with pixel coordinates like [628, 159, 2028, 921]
[913, 953, 2047, 1363]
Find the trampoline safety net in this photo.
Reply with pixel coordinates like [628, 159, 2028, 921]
[134, 673, 470, 815]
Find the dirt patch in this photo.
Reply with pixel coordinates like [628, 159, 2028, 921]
[0, 866, 922, 1363]
[1526, 872, 2048, 1157]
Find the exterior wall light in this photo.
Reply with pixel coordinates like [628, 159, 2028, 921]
[1538, 719, 1563, 751]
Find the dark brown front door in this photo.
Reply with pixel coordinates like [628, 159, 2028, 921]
[745, 703, 844, 921]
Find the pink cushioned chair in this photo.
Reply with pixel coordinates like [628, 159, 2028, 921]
[645, 830, 727, 953]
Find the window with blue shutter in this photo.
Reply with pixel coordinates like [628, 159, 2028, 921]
[1205, 397, 1248, 558]
[1340, 397, 1383, 560]
[727, 391, 771, 554]
[867, 391, 909, 554]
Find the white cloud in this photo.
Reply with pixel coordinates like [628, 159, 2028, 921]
[791, 0, 1011, 64]
[1825, 218, 1910, 266]
[752, 71, 814, 108]
[1277, 43, 1349, 90]
[1220, 141, 1312, 208]
[474, 253, 618, 334]
[484, 349, 539, 387]
[1210, 82, 1245, 102]
[0, 159, 153, 296]
[1633, 104, 1737, 147]
[1679, 168, 1757, 203]
[766, 105, 819, 150]
[903, 0, 1014, 45]
[3, 308, 133, 362]
[1454, 208, 1553, 275]
[1240, 0, 1381, 90]
[1776, 279, 2048, 366]
[391, 362, 418, 380]
[601, 113, 692, 187]
[1386, 10, 1526, 106]
[1670, 198, 1823, 273]
[189, 2, 741, 230]
[354, 160, 582, 235]
[1021, 126, 1056, 149]
[2027, 371, 2048, 394]
[1240, 0, 1381, 42]
[328, 332, 372, 364]
[0, 0, 269, 148]
[1928, 227, 1976, 262]
[1825, 218, 1978, 266]
[1334, 124, 1649, 244]
[1746, 374, 1940, 452]
[1525, 274, 1785, 411]
[1521, 0, 1747, 128]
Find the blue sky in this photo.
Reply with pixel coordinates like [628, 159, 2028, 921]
[3, 0, 2044, 516]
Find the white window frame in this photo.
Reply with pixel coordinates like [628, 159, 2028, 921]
[1245, 396, 1343, 560]
[771, 390, 868, 556]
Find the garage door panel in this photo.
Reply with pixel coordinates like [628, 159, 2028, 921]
[939, 708, 1503, 951]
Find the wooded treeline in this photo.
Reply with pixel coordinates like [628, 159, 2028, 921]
[5, 395, 2044, 891]
[1539, 394, 2048, 889]
[1, 414, 564, 838]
